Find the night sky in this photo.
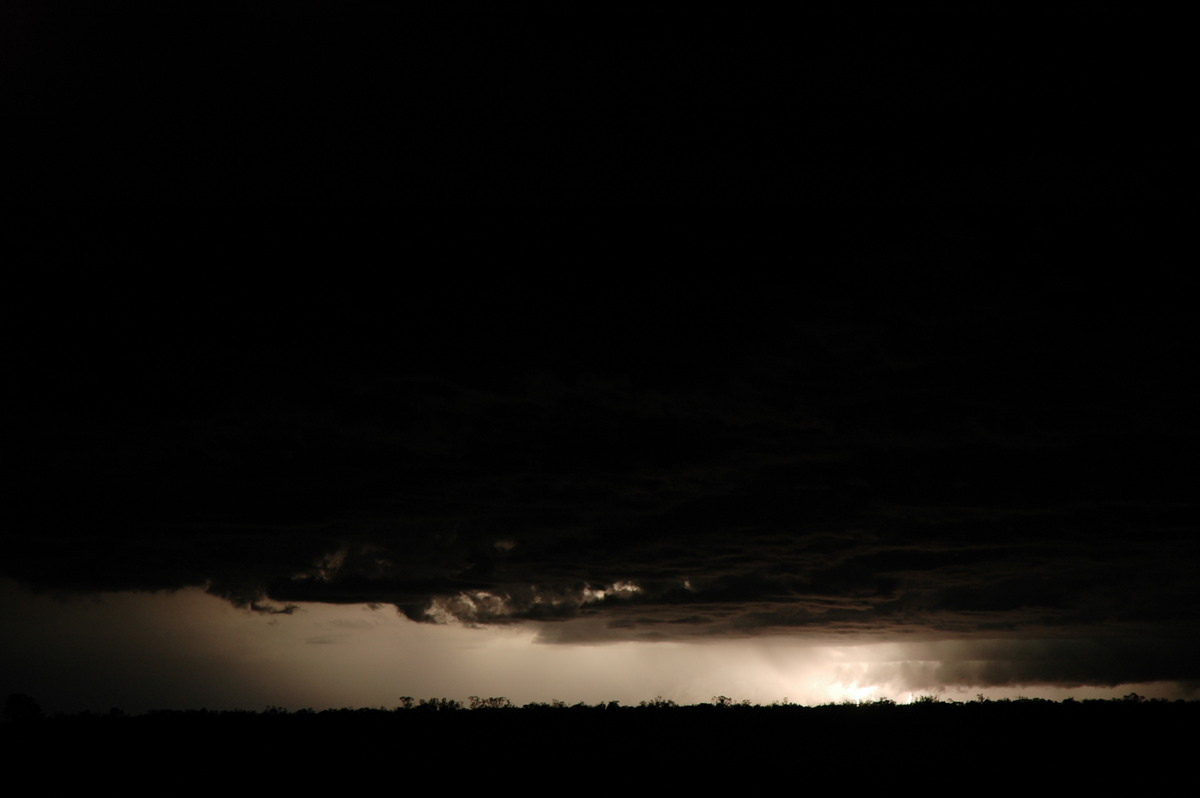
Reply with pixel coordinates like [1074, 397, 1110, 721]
[3, 4, 1194, 713]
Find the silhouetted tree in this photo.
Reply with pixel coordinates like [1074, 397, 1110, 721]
[3, 693, 42, 722]
[416, 697, 462, 712]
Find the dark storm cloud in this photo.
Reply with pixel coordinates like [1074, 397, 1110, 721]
[5, 209, 1197, 689]
[853, 638, 1200, 692]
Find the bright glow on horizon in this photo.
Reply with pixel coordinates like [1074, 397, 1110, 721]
[0, 581, 1189, 715]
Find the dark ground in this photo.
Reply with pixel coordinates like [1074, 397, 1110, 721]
[4, 699, 1197, 792]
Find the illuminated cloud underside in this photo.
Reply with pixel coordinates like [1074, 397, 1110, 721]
[0, 582, 1190, 716]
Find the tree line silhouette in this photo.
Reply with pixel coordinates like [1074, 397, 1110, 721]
[5, 690, 1189, 722]
[4, 691, 1195, 790]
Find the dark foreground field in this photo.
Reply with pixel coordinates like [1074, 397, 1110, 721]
[4, 698, 1196, 792]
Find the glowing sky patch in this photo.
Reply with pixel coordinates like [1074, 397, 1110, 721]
[1, 581, 1190, 715]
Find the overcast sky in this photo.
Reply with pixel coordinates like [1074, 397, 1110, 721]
[5, 206, 1195, 713]
[3, 7, 1193, 713]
